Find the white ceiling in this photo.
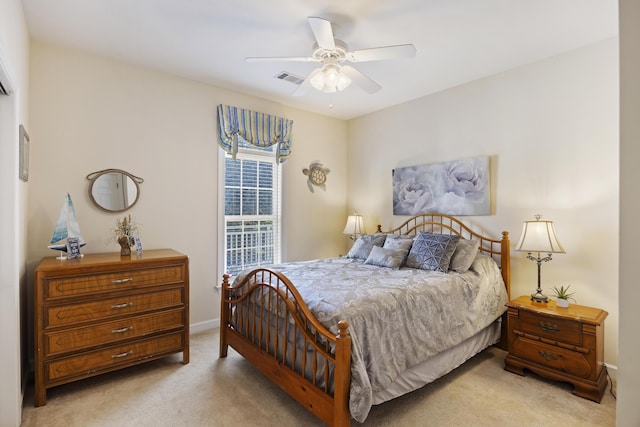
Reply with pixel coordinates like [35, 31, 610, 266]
[21, 0, 618, 120]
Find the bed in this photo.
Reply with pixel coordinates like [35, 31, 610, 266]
[219, 212, 511, 426]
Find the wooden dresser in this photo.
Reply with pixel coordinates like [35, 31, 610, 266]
[504, 295, 607, 402]
[34, 249, 189, 406]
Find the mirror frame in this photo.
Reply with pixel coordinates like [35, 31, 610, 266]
[86, 169, 144, 213]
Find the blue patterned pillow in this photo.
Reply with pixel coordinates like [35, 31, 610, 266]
[406, 232, 460, 272]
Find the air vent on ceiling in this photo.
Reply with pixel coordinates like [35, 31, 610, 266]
[275, 71, 304, 86]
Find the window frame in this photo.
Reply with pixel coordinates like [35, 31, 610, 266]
[217, 144, 282, 283]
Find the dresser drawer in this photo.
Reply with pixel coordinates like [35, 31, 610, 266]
[46, 265, 185, 298]
[511, 336, 591, 378]
[46, 332, 184, 381]
[45, 289, 183, 328]
[520, 310, 581, 345]
[45, 309, 185, 356]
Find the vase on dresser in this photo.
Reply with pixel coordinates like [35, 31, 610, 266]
[118, 236, 131, 256]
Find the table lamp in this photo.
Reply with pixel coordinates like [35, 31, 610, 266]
[515, 214, 565, 302]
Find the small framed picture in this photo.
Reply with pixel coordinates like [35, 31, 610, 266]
[66, 237, 82, 259]
[134, 235, 143, 255]
[19, 125, 29, 182]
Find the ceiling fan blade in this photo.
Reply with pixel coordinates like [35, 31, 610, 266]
[245, 56, 316, 63]
[292, 68, 322, 96]
[307, 17, 335, 50]
[346, 44, 416, 62]
[341, 65, 381, 94]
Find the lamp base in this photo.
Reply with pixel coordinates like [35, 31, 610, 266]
[530, 292, 549, 303]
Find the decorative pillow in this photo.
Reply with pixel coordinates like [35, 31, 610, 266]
[449, 239, 481, 273]
[405, 232, 460, 272]
[364, 246, 409, 269]
[383, 235, 414, 252]
[346, 234, 387, 260]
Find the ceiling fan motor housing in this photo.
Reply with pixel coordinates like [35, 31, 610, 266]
[312, 39, 349, 63]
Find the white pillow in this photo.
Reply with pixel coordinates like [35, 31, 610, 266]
[449, 239, 481, 273]
[364, 246, 409, 269]
[383, 235, 414, 252]
[346, 234, 387, 260]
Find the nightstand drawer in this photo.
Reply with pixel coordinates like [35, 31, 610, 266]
[521, 310, 581, 345]
[511, 336, 591, 378]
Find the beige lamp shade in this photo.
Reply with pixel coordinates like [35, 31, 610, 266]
[343, 213, 365, 239]
[515, 216, 565, 254]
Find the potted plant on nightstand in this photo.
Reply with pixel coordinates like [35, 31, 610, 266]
[552, 285, 575, 308]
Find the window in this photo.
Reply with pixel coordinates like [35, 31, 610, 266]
[223, 142, 281, 276]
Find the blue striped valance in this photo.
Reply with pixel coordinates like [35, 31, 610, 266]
[217, 104, 294, 163]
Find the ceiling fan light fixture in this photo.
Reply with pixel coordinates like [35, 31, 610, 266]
[325, 64, 339, 82]
[310, 64, 351, 93]
[336, 72, 351, 91]
[310, 70, 326, 91]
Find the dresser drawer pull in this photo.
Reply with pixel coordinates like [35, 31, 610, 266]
[111, 278, 134, 284]
[111, 326, 133, 334]
[111, 350, 134, 359]
[539, 321, 559, 332]
[111, 302, 133, 309]
[538, 350, 559, 361]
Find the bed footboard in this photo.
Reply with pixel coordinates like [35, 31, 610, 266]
[220, 269, 351, 427]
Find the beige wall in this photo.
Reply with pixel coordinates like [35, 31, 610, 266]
[27, 42, 348, 332]
[618, 0, 640, 424]
[348, 39, 620, 367]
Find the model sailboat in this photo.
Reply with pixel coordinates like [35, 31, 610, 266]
[48, 193, 86, 258]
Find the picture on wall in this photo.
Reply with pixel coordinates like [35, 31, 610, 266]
[392, 156, 490, 216]
[19, 124, 29, 182]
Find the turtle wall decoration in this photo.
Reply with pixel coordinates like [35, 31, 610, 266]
[302, 162, 330, 193]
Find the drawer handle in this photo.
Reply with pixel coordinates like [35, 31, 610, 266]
[539, 321, 559, 332]
[111, 350, 134, 359]
[538, 350, 559, 361]
[112, 277, 134, 284]
[111, 302, 133, 310]
[111, 326, 133, 334]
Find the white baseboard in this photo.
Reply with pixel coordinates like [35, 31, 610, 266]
[190, 319, 219, 334]
[605, 363, 618, 381]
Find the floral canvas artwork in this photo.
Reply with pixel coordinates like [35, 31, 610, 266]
[393, 156, 490, 216]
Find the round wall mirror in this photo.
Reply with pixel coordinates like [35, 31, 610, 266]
[87, 169, 144, 212]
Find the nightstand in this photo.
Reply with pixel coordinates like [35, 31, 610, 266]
[504, 295, 608, 402]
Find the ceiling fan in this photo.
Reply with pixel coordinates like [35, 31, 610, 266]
[246, 17, 416, 95]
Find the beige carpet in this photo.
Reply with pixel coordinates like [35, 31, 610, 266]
[22, 329, 616, 426]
